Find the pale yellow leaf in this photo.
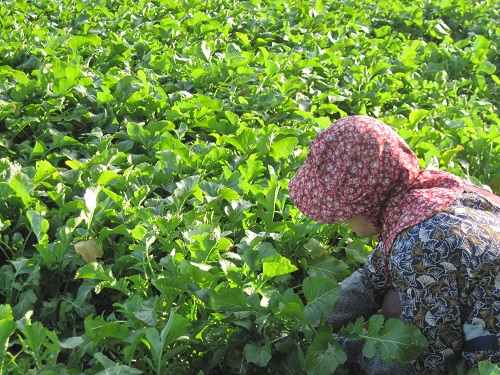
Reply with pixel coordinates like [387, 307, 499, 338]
[74, 239, 102, 262]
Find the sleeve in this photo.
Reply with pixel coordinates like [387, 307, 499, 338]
[327, 268, 381, 332]
[390, 224, 464, 375]
[363, 243, 391, 299]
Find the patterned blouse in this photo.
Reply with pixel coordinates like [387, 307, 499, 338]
[364, 190, 500, 374]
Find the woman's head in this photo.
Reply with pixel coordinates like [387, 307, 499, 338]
[288, 115, 420, 227]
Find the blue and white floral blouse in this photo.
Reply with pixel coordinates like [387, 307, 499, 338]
[365, 190, 500, 374]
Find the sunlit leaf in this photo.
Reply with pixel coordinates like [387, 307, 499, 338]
[262, 253, 298, 279]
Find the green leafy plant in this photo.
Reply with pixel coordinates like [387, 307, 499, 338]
[0, 0, 499, 373]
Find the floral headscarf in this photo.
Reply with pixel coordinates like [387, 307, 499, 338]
[288, 115, 465, 252]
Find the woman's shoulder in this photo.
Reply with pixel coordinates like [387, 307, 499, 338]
[391, 188, 500, 257]
[462, 185, 500, 207]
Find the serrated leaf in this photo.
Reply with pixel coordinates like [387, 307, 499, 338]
[20, 321, 60, 355]
[0, 304, 13, 320]
[0, 315, 16, 354]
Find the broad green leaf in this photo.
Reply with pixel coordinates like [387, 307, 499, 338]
[27, 210, 49, 244]
[314, 0, 325, 13]
[60, 336, 85, 349]
[75, 262, 113, 281]
[131, 225, 148, 241]
[244, 341, 272, 367]
[441, 145, 464, 167]
[361, 316, 428, 363]
[270, 137, 299, 161]
[160, 311, 191, 347]
[238, 156, 266, 182]
[307, 256, 350, 282]
[278, 301, 306, 322]
[20, 321, 60, 356]
[0, 319, 16, 352]
[219, 187, 240, 202]
[52, 77, 77, 95]
[97, 170, 123, 186]
[52, 135, 82, 148]
[477, 61, 496, 75]
[127, 123, 151, 147]
[94, 352, 143, 375]
[305, 325, 346, 375]
[0, 304, 16, 358]
[67, 34, 102, 50]
[33, 160, 58, 184]
[0, 304, 13, 320]
[303, 238, 326, 259]
[144, 327, 162, 364]
[84, 315, 130, 345]
[262, 253, 298, 279]
[478, 360, 500, 374]
[12, 289, 37, 319]
[303, 277, 340, 326]
[408, 109, 429, 126]
[9, 172, 32, 205]
[473, 35, 490, 51]
[134, 306, 157, 327]
[400, 48, 417, 67]
[211, 287, 248, 312]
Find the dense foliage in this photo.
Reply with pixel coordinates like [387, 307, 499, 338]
[0, 0, 499, 373]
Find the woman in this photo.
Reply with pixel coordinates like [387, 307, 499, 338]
[288, 115, 500, 374]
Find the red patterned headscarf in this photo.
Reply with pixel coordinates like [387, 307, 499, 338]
[288, 115, 465, 252]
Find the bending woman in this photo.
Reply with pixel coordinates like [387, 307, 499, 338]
[288, 115, 500, 374]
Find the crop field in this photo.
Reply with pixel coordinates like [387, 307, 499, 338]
[0, 0, 499, 373]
